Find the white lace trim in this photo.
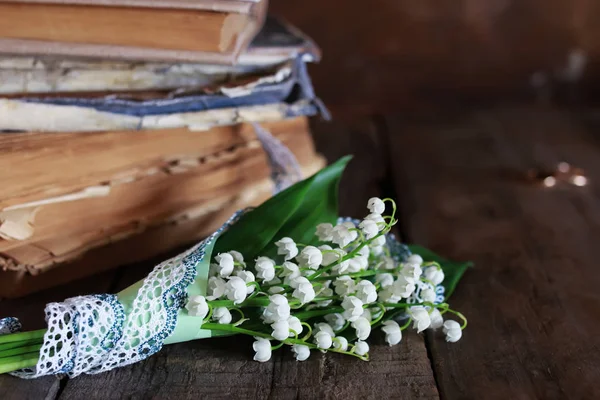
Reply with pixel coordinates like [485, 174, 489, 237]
[8, 211, 242, 378]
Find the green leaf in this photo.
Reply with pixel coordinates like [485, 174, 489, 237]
[214, 156, 352, 261]
[407, 244, 472, 299]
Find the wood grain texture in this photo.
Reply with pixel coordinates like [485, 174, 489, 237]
[387, 107, 600, 399]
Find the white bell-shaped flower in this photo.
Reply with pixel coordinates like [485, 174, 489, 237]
[271, 320, 290, 341]
[206, 276, 227, 300]
[406, 254, 423, 265]
[367, 197, 385, 214]
[420, 288, 436, 303]
[320, 245, 346, 266]
[331, 222, 358, 247]
[314, 331, 333, 349]
[292, 344, 311, 361]
[381, 320, 402, 346]
[409, 306, 431, 333]
[333, 276, 356, 296]
[289, 275, 308, 289]
[275, 237, 299, 261]
[214, 253, 235, 277]
[393, 275, 416, 298]
[353, 340, 369, 356]
[370, 235, 386, 247]
[424, 267, 445, 286]
[376, 273, 395, 288]
[255, 256, 276, 282]
[429, 308, 444, 329]
[185, 295, 209, 319]
[341, 296, 364, 322]
[324, 313, 345, 332]
[365, 212, 385, 227]
[357, 244, 370, 259]
[236, 270, 256, 294]
[351, 317, 371, 340]
[401, 263, 422, 281]
[331, 259, 351, 275]
[281, 261, 300, 279]
[347, 255, 368, 273]
[297, 246, 323, 270]
[315, 223, 334, 242]
[224, 277, 247, 304]
[361, 308, 373, 322]
[288, 316, 303, 337]
[333, 336, 349, 351]
[253, 338, 272, 362]
[315, 287, 334, 308]
[314, 322, 335, 337]
[379, 256, 395, 270]
[212, 307, 232, 324]
[443, 320, 462, 342]
[262, 294, 291, 323]
[292, 278, 316, 304]
[359, 219, 379, 240]
[370, 245, 385, 256]
[378, 287, 401, 304]
[229, 250, 245, 266]
[355, 280, 377, 304]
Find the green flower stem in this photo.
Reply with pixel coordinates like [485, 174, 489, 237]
[246, 282, 262, 292]
[261, 283, 292, 292]
[229, 307, 246, 322]
[208, 296, 334, 309]
[369, 304, 387, 326]
[0, 329, 46, 345]
[0, 343, 42, 359]
[399, 318, 413, 330]
[271, 342, 285, 350]
[0, 352, 40, 374]
[381, 302, 428, 309]
[0, 338, 43, 352]
[381, 198, 398, 221]
[337, 320, 351, 334]
[443, 308, 468, 329]
[201, 323, 366, 360]
[312, 270, 379, 281]
[294, 307, 343, 320]
[300, 323, 313, 341]
[204, 304, 215, 323]
[208, 297, 271, 308]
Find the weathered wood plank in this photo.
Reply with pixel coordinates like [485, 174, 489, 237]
[0, 268, 120, 400]
[268, 334, 438, 400]
[387, 107, 600, 399]
[57, 118, 439, 399]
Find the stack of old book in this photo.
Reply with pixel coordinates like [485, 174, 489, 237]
[0, 0, 326, 298]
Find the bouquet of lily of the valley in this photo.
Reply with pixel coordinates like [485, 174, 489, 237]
[0, 156, 469, 377]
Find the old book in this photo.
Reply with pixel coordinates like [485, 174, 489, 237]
[0, 16, 318, 96]
[0, 116, 325, 297]
[0, 0, 267, 63]
[0, 53, 324, 132]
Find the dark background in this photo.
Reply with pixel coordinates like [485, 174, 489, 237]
[271, 0, 599, 115]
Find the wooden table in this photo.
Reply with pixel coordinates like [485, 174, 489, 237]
[2, 106, 600, 399]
